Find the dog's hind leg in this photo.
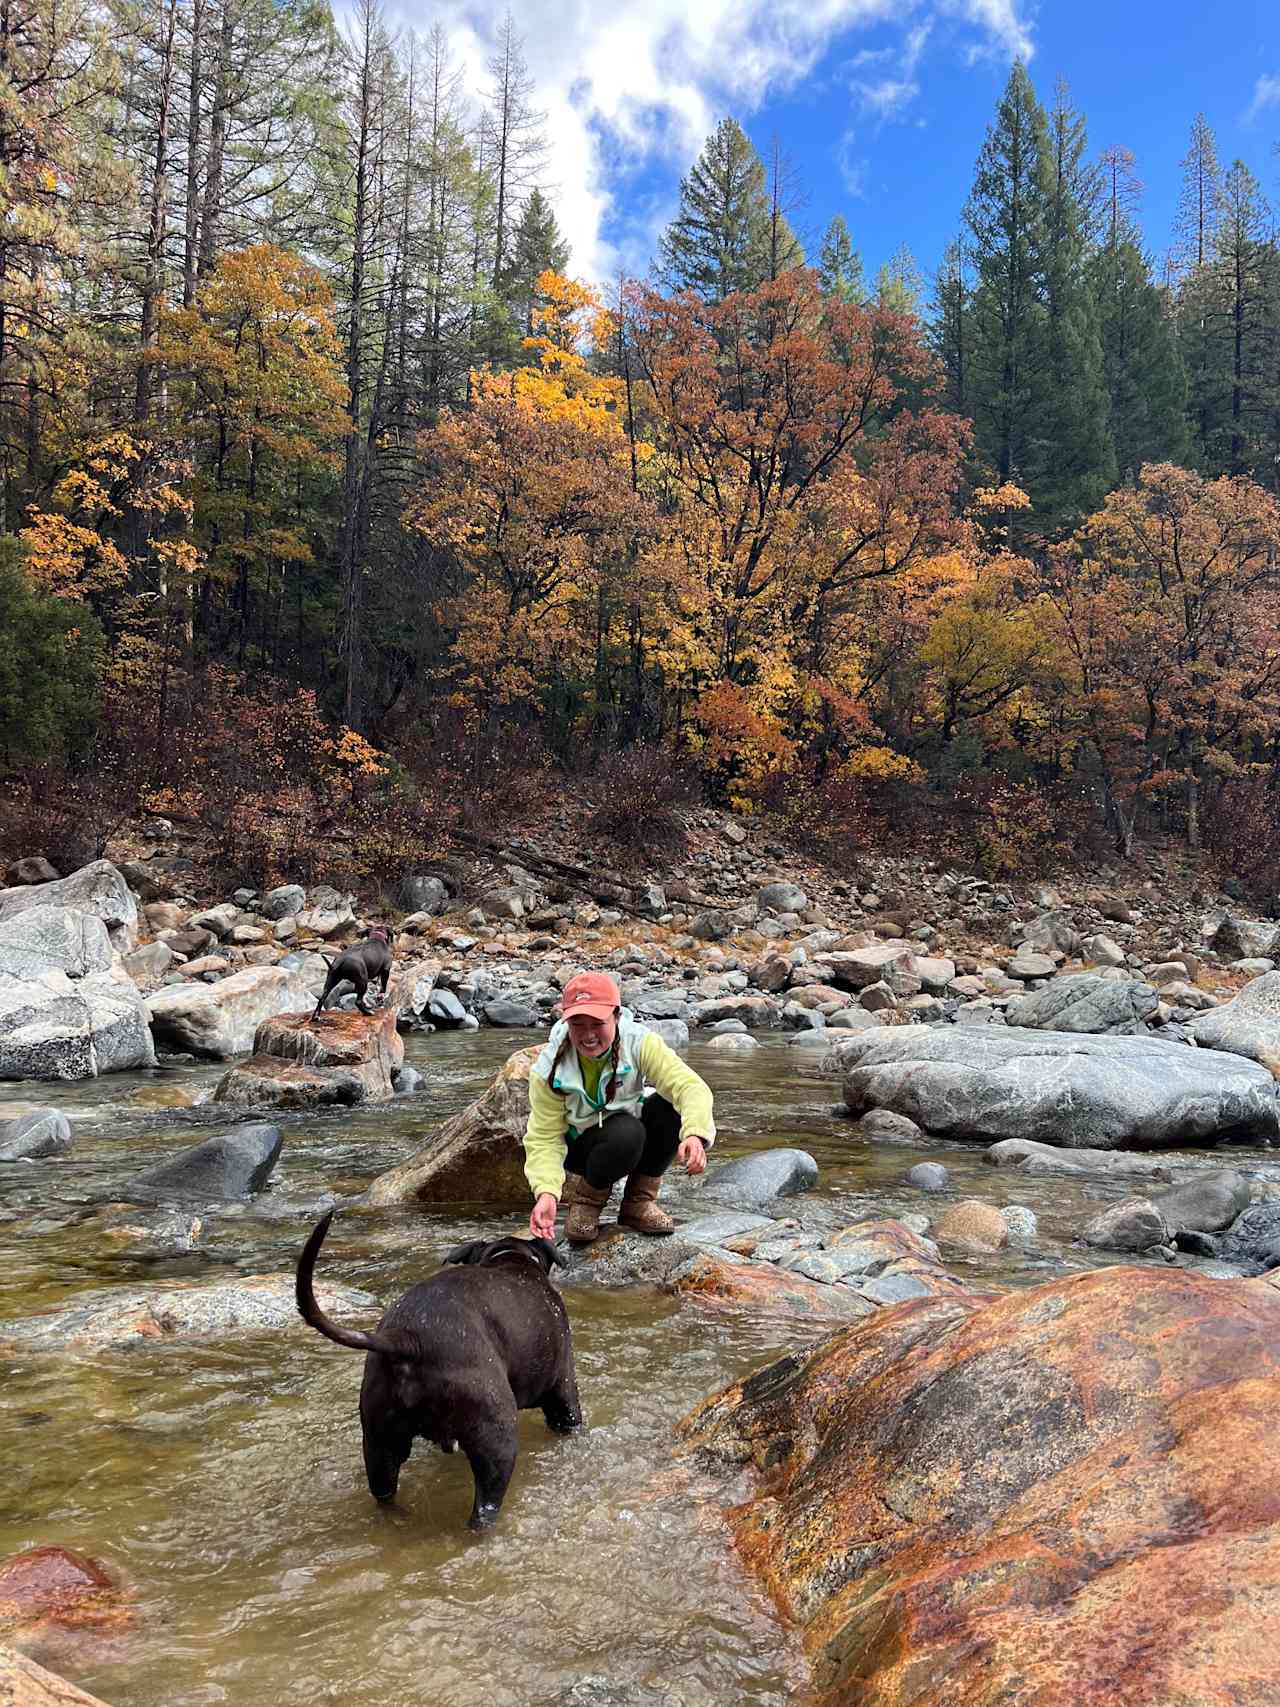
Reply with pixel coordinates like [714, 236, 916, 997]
[458, 1402, 519, 1531]
[540, 1362, 583, 1434]
[362, 1421, 412, 1502]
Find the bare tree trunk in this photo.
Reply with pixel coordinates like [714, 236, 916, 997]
[137, 0, 179, 423]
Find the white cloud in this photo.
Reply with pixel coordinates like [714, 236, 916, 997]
[383, 0, 1035, 283]
[1244, 73, 1280, 125]
[849, 17, 933, 120]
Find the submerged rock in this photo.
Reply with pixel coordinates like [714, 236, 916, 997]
[0, 1546, 129, 1642]
[0, 1107, 73, 1162]
[0, 1270, 377, 1350]
[0, 1646, 117, 1706]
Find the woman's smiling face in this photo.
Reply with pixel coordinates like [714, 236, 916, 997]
[565, 1010, 618, 1056]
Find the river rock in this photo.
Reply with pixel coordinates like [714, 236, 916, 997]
[258, 884, 306, 921]
[0, 965, 156, 1081]
[484, 998, 538, 1026]
[675, 1264, 1280, 1707]
[213, 1008, 403, 1108]
[0, 1646, 117, 1705]
[834, 1025, 1280, 1148]
[0, 860, 137, 949]
[668, 1252, 876, 1322]
[821, 943, 921, 995]
[700, 1148, 818, 1208]
[0, 1270, 377, 1351]
[691, 995, 779, 1029]
[1080, 1197, 1171, 1251]
[1151, 1168, 1253, 1234]
[121, 1121, 282, 1202]
[853, 1108, 929, 1146]
[708, 1032, 760, 1053]
[905, 1162, 949, 1192]
[1005, 972, 1159, 1034]
[0, 1546, 128, 1640]
[984, 1138, 1176, 1180]
[0, 1107, 72, 1161]
[1217, 1198, 1280, 1274]
[365, 1046, 538, 1205]
[1190, 972, 1280, 1070]
[5, 857, 60, 885]
[643, 1018, 690, 1050]
[427, 987, 467, 1026]
[146, 963, 326, 1058]
[934, 1199, 1009, 1250]
[0, 906, 115, 980]
[758, 882, 807, 913]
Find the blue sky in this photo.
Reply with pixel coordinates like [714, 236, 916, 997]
[405, 0, 1280, 292]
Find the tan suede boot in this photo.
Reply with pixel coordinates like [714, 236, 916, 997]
[618, 1173, 675, 1236]
[564, 1177, 611, 1244]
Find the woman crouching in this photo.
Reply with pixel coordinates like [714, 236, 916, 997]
[525, 972, 714, 1245]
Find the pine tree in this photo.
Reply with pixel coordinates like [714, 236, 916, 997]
[930, 240, 975, 416]
[1174, 113, 1221, 273]
[963, 64, 1115, 531]
[818, 215, 865, 302]
[501, 189, 569, 335]
[1036, 77, 1115, 517]
[876, 243, 924, 313]
[657, 117, 799, 302]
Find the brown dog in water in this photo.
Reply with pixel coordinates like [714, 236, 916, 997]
[311, 926, 393, 1019]
[295, 1212, 582, 1530]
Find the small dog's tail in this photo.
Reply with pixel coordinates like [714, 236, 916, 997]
[296, 1210, 397, 1355]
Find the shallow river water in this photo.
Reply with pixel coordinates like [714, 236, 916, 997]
[1, 1032, 1273, 1706]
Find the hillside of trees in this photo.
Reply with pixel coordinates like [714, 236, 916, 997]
[5, 2, 1280, 895]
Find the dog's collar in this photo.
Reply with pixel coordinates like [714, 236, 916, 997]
[484, 1247, 542, 1268]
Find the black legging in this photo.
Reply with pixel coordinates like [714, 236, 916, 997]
[563, 1095, 682, 1190]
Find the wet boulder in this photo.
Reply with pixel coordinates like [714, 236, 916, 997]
[675, 1265, 1280, 1707]
[699, 1148, 818, 1209]
[1151, 1167, 1253, 1234]
[0, 1107, 72, 1161]
[1080, 1197, 1171, 1252]
[668, 1251, 877, 1322]
[120, 1121, 282, 1203]
[212, 1009, 402, 1108]
[1217, 1197, 1280, 1274]
[833, 1025, 1280, 1148]
[933, 1199, 1009, 1251]
[364, 1045, 538, 1206]
[984, 1137, 1176, 1180]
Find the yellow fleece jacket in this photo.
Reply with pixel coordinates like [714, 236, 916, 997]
[523, 1031, 716, 1201]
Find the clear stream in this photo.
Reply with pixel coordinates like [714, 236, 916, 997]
[1, 1032, 1271, 1706]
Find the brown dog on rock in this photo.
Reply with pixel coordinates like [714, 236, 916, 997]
[295, 1212, 581, 1530]
[311, 926, 393, 1019]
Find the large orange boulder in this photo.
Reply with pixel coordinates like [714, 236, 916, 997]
[212, 1007, 403, 1107]
[676, 1266, 1280, 1706]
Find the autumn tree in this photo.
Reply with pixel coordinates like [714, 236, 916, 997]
[1049, 463, 1280, 849]
[627, 268, 965, 793]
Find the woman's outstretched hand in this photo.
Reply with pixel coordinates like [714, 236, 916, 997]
[677, 1136, 707, 1175]
[530, 1193, 558, 1240]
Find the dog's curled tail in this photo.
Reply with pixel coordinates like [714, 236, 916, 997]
[296, 1209, 397, 1355]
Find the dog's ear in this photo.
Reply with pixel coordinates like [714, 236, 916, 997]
[442, 1239, 488, 1266]
[530, 1236, 566, 1269]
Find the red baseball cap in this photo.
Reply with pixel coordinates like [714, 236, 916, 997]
[560, 971, 621, 1021]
